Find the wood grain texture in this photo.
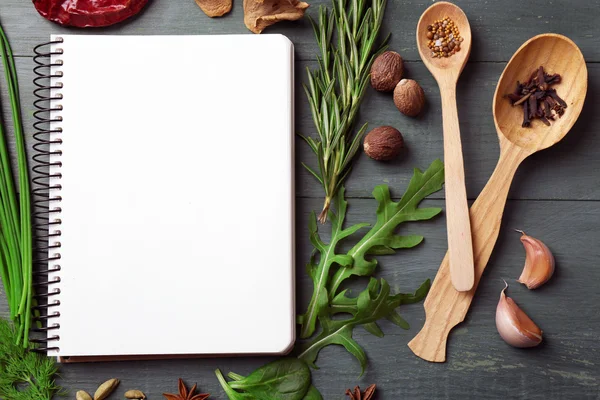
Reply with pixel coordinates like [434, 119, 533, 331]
[409, 33, 589, 362]
[416, 2, 475, 292]
[439, 84, 475, 292]
[409, 140, 528, 361]
[0, 0, 599, 398]
[492, 34, 588, 152]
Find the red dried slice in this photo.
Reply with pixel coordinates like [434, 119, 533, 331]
[33, 0, 150, 28]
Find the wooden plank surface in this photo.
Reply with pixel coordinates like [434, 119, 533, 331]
[3, 59, 600, 201]
[1, 0, 600, 62]
[0, 0, 599, 399]
[3, 198, 599, 398]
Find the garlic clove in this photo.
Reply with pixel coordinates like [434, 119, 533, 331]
[496, 282, 543, 348]
[516, 230, 555, 289]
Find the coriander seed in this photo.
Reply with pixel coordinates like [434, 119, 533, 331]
[426, 16, 462, 58]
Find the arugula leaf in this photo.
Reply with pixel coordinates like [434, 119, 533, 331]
[0, 318, 62, 400]
[298, 187, 369, 339]
[334, 279, 431, 331]
[297, 278, 418, 375]
[329, 159, 445, 295]
[331, 278, 431, 310]
[216, 358, 311, 400]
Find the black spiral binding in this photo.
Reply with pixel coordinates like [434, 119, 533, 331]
[31, 38, 64, 352]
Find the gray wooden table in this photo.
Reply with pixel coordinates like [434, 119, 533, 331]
[1, 0, 599, 399]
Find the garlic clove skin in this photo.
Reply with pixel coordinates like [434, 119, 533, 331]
[516, 230, 555, 289]
[496, 283, 543, 348]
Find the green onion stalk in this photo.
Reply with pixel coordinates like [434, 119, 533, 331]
[301, 0, 388, 223]
[0, 19, 33, 347]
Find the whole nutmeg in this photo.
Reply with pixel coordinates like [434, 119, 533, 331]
[370, 51, 404, 92]
[393, 79, 425, 117]
[363, 126, 404, 161]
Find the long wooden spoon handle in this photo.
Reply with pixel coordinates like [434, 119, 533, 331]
[408, 142, 528, 362]
[440, 86, 474, 292]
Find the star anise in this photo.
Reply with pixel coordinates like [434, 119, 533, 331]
[345, 384, 376, 400]
[163, 378, 210, 400]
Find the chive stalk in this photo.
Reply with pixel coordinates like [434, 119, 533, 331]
[0, 19, 33, 347]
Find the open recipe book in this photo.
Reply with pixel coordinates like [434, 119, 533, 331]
[33, 34, 295, 362]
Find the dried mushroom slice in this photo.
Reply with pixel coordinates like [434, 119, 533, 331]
[195, 0, 233, 17]
[243, 0, 309, 34]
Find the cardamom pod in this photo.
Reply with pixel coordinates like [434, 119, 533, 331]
[76, 390, 93, 400]
[93, 378, 120, 400]
[124, 389, 146, 399]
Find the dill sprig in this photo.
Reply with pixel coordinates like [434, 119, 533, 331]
[0, 318, 62, 400]
[301, 0, 389, 223]
[0, 19, 33, 346]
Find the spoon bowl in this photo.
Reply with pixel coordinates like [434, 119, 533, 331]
[416, 1, 472, 82]
[494, 34, 588, 152]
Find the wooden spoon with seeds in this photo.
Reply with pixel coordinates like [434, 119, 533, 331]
[408, 33, 587, 362]
[416, 2, 475, 292]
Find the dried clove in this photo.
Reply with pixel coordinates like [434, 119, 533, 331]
[506, 66, 567, 127]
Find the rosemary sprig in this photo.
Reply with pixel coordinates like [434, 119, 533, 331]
[0, 19, 33, 347]
[301, 0, 389, 223]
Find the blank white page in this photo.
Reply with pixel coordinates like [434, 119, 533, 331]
[46, 34, 295, 359]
